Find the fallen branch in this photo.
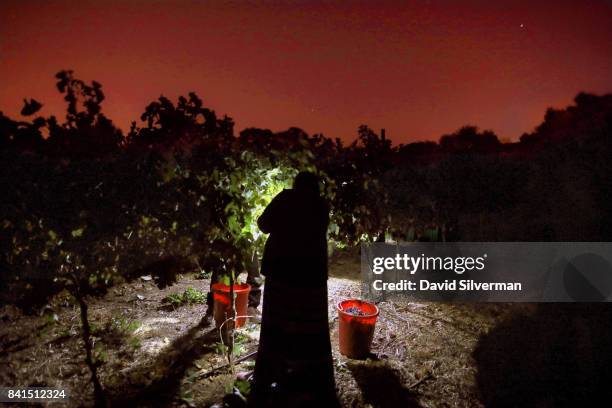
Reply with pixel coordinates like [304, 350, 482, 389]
[389, 304, 479, 336]
[407, 373, 433, 390]
[197, 350, 258, 379]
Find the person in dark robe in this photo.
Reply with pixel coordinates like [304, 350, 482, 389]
[249, 172, 338, 407]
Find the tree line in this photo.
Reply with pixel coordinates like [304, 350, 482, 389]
[0, 71, 610, 404]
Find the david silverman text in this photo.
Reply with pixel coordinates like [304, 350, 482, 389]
[373, 279, 522, 291]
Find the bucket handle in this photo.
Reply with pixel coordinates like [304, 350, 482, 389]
[337, 300, 379, 318]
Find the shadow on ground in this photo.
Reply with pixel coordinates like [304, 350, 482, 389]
[348, 360, 421, 408]
[473, 304, 612, 408]
[109, 316, 217, 407]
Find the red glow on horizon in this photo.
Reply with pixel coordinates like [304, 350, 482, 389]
[0, 1, 610, 144]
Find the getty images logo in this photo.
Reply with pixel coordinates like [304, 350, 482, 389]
[371, 253, 488, 275]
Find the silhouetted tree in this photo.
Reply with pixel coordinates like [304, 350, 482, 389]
[439, 125, 501, 154]
[45, 70, 123, 157]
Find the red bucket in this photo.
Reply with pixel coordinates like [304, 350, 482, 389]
[337, 299, 379, 359]
[212, 283, 251, 329]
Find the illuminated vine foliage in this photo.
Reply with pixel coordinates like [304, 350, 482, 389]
[219, 153, 299, 256]
[174, 149, 307, 283]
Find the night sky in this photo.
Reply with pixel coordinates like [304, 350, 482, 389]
[1, 0, 610, 144]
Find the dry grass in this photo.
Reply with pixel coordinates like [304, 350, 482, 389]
[325, 275, 516, 408]
[1, 255, 522, 407]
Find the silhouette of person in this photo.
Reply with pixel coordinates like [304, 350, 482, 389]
[250, 172, 338, 407]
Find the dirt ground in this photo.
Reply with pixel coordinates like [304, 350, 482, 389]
[1, 251, 529, 407]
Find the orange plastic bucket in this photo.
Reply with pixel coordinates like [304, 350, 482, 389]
[337, 299, 379, 359]
[212, 283, 251, 329]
